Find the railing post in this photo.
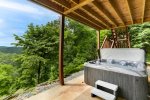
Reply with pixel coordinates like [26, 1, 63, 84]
[127, 32, 131, 48]
[59, 14, 65, 85]
[126, 26, 131, 48]
[97, 30, 100, 50]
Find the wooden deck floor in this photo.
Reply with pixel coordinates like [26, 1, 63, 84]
[27, 74, 125, 100]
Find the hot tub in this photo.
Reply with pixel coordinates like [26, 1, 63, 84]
[84, 48, 148, 100]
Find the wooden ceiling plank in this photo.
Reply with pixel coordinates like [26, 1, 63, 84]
[67, 13, 101, 30]
[107, 0, 125, 26]
[125, 0, 133, 24]
[51, 0, 103, 29]
[31, 0, 64, 14]
[51, 0, 71, 9]
[82, 6, 112, 28]
[64, 0, 94, 14]
[70, 0, 79, 4]
[80, 8, 109, 28]
[32, 1, 101, 30]
[31, 0, 150, 30]
[142, 0, 146, 23]
[92, 1, 117, 27]
[74, 9, 106, 29]
[73, 12, 104, 29]
[72, 0, 110, 28]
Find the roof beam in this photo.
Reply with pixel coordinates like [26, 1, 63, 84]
[107, 0, 125, 26]
[67, 13, 101, 30]
[31, 0, 64, 14]
[125, 0, 133, 24]
[81, 6, 111, 28]
[142, 0, 146, 23]
[70, 0, 109, 28]
[33, 0, 100, 29]
[92, 1, 117, 27]
[64, 0, 94, 14]
[52, 0, 104, 29]
[51, 0, 71, 8]
[74, 9, 106, 29]
[80, 8, 109, 28]
[70, 0, 79, 4]
[71, 0, 111, 28]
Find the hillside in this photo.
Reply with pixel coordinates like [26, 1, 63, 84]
[0, 46, 22, 54]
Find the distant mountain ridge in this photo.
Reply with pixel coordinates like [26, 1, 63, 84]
[0, 46, 22, 54]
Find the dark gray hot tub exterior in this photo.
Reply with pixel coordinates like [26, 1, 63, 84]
[84, 48, 148, 100]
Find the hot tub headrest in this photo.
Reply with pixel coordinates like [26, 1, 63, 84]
[100, 48, 145, 62]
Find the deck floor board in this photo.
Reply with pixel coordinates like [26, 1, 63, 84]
[26, 74, 125, 100]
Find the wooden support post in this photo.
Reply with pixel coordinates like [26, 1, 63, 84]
[127, 32, 131, 48]
[59, 15, 65, 85]
[97, 30, 100, 50]
[97, 30, 101, 60]
[126, 26, 131, 48]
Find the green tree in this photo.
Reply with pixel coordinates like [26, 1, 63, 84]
[12, 19, 104, 90]
[64, 19, 97, 75]
[129, 22, 150, 61]
[13, 21, 59, 85]
[0, 64, 16, 95]
[129, 23, 150, 51]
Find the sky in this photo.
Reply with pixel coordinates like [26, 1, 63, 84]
[0, 0, 59, 46]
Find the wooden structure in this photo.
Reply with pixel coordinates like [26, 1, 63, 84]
[30, 0, 150, 85]
[31, 0, 150, 30]
[59, 15, 65, 85]
[101, 28, 131, 48]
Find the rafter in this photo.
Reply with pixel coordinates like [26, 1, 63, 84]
[80, 8, 109, 28]
[31, 0, 150, 30]
[64, 0, 93, 14]
[74, 9, 106, 29]
[67, 13, 101, 30]
[69, 0, 109, 28]
[70, 0, 79, 4]
[81, 6, 111, 28]
[92, 1, 117, 27]
[52, 0, 105, 29]
[142, 0, 146, 23]
[125, 0, 133, 24]
[31, 0, 64, 14]
[51, 0, 71, 8]
[107, 0, 125, 26]
[71, 0, 111, 28]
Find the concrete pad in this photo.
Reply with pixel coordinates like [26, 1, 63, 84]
[27, 75, 125, 100]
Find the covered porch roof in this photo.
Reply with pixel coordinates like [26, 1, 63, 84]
[30, 0, 150, 30]
[30, 0, 150, 85]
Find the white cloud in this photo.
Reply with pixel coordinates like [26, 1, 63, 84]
[0, 19, 4, 24]
[0, 0, 44, 15]
[0, 18, 6, 28]
[0, 32, 6, 37]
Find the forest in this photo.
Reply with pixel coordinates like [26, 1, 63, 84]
[0, 19, 150, 99]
